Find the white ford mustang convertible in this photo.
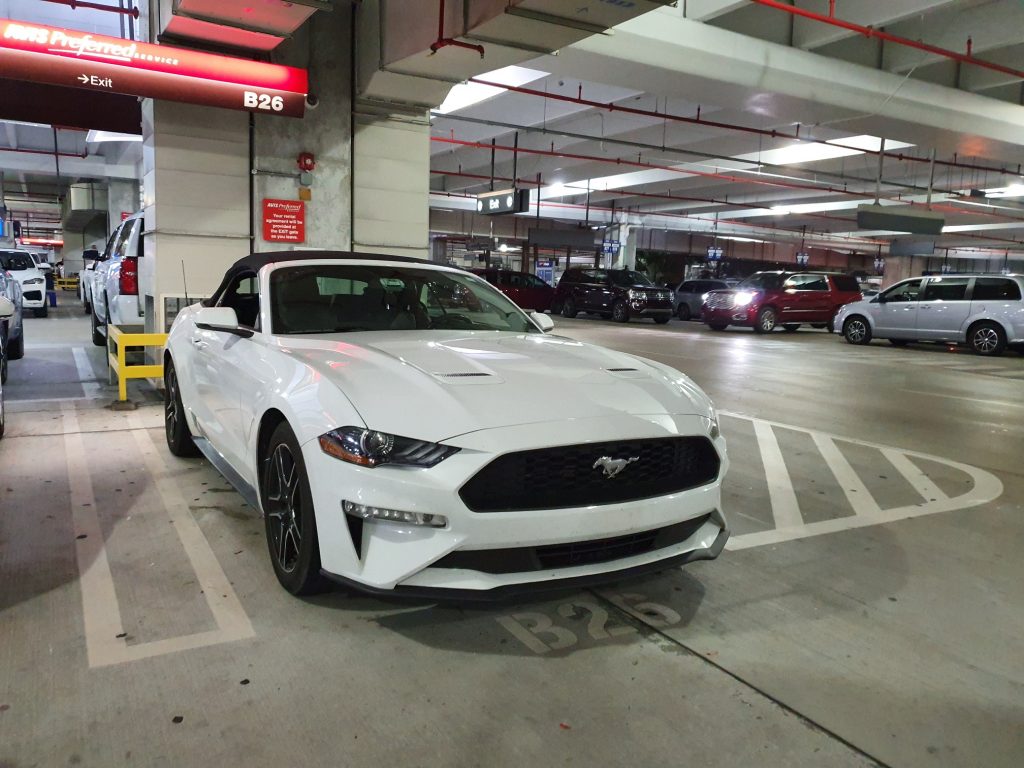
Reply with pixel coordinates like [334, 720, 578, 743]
[164, 252, 729, 598]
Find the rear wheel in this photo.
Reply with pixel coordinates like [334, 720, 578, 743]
[782, 324, 800, 332]
[967, 321, 1006, 356]
[91, 308, 105, 347]
[843, 316, 872, 345]
[261, 421, 326, 596]
[753, 307, 777, 334]
[1, 342, 6, 385]
[561, 297, 578, 319]
[164, 359, 201, 457]
[676, 303, 692, 321]
[7, 330, 23, 360]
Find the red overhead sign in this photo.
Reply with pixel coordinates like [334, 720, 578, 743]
[0, 20, 307, 117]
[262, 199, 305, 243]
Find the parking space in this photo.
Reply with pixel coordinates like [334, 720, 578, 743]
[2, 312, 1021, 767]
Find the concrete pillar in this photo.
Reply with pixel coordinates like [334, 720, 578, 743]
[139, 99, 250, 334]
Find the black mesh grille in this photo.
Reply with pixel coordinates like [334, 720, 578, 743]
[23, 290, 43, 302]
[432, 514, 712, 574]
[459, 436, 720, 512]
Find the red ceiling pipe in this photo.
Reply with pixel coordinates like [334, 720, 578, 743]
[40, 0, 139, 18]
[747, 0, 1024, 82]
[466, 79, 1019, 177]
[429, 0, 485, 58]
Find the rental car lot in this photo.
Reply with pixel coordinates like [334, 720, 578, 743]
[1, 309, 1022, 768]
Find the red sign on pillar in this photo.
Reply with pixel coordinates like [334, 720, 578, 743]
[0, 20, 307, 117]
[262, 199, 305, 243]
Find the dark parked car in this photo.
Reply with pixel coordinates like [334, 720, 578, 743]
[674, 278, 729, 320]
[471, 269, 554, 312]
[702, 271, 863, 333]
[553, 268, 673, 323]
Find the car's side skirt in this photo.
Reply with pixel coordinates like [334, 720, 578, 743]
[191, 436, 261, 513]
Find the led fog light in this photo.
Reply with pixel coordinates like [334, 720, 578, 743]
[343, 501, 448, 528]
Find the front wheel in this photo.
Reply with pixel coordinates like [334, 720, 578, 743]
[843, 316, 872, 345]
[967, 321, 1006, 356]
[561, 297, 578, 319]
[7, 331, 23, 360]
[261, 421, 326, 596]
[612, 300, 629, 323]
[676, 303, 692, 321]
[164, 359, 201, 457]
[91, 309, 105, 347]
[753, 307, 777, 334]
[33, 305, 48, 318]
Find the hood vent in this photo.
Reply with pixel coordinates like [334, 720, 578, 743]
[606, 368, 639, 372]
[436, 372, 492, 378]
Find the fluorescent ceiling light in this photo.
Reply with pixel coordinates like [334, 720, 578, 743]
[436, 65, 548, 114]
[719, 235, 767, 243]
[982, 184, 1024, 198]
[86, 130, 142, 143]
[1, 119, 49, 129]
[734, 135, 914, 166]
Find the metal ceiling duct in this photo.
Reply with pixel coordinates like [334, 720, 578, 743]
[157, 0, 335, 52]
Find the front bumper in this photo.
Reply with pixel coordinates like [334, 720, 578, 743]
[20, 289, 45, 308]
[702, 305, 757, 327]
[303, 413, 729, 595]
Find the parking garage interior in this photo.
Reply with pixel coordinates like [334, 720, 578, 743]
[1, 2, 1023, 767]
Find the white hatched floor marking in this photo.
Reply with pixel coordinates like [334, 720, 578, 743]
[65, 405, 253, 667]
[718, 410, 1003, 551]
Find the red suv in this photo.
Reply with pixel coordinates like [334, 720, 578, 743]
[702, 271, 862, 333]
[472, 269, 554, 312]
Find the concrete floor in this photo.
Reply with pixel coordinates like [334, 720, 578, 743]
[1, 305, 1022, 767]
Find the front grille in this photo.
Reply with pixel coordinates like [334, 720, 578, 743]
[459, 436, 720, 512]
[705, 293, 735, 310]
[23, 290, 42, 302]
[432, 514, 712, 574]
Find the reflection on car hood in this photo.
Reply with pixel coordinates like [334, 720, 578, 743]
[278, 331, 712, 441]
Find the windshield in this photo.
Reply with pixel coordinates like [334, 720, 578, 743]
[738, 273, 787, 290]
[608, 270, 653, 287]
[0, 252, 36, 271]
[270, 263, 540, 335]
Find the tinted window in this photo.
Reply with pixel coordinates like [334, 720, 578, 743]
[881, 279, 922, 302]
[922, 277, 969, 301]
[973, 278, 1021, 301]
[608, 270, 653, 287]
[785, 274, 828, 291]
[560, 270, 580, 284]
[579, 269, 608, 283]
[679, 281, 696, 293]
[739, 273, 787, 290]
[0, 252, 35, 270]
[831, 274, 860, 292]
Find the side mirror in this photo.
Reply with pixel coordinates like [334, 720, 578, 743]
[872, 296, 883, 304]
[531, 311, 555, 333]
[0, 296, 14, 319]
[194, 306, 253, 338]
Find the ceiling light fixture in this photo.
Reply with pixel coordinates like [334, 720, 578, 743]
[435, 65, 549, 115]
[85, 130, 142, 143]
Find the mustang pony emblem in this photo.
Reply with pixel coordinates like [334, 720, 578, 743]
[592, 456, 640, 479]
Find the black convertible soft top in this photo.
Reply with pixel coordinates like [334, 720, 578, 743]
[206, 250, 439, 306]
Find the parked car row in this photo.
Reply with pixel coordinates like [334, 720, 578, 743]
[0, 250, 49, 318]
[0, 269, 26, 440]
[79, 212, 145, 346]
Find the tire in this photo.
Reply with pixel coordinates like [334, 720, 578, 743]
[676, 303, 692, 321]
[561, 297, 578, 319]
[33, 305, 48, 318]
[843, 316, 872, 345]
[91, 309, 105, 347]
[782, 324, 800, 332]
[164, 358, 201, 458]
[889, 339, 909, 347]
[753, 307, 777, 334]
[811, 323, 827, 329]
[1, 344, 6, 385]
[84, 299, 91, 315]
[612, 300, 629, 323]
[7, 330, 23, 360]
[0, 379, 5, 440]
[260, 420, 326, 596]
[708, 323, 728, 331]
[967, 321, 1006, 357]
[654, 314, 671, 325]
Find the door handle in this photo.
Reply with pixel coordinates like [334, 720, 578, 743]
[191, 336, 208, 349]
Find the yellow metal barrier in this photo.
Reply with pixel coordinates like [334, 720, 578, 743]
[107, 324, 167, 402]
[55, 277, 79, 291]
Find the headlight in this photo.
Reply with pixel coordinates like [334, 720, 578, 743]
[24, 278, 44, 286]
[627, 289, 641, 300]
[318, 427, 459, 468]
[342, 501, 447, 528]
[708, 413, 721, 440]
[733, 291, 756, 307]
[701, 292, 710, 302]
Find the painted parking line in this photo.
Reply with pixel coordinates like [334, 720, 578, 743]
[719, 411, 1003, 550]
[64, 405, 253, 668]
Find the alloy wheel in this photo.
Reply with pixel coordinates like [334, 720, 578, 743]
[265, 444, 302, 573]
[165, 367, 179, 434]
[846, 319, 867, 343]
[972, 326, 1000, 354]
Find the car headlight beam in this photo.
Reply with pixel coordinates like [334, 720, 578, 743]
[733, 291, 756, 307]
[319, 427, 459, 468]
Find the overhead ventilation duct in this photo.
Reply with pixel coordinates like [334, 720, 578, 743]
[62, 183, 108, 230]
[856, 205, 945, 236]
[156, 0, 335, 52]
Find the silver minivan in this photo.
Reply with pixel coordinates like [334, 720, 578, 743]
[835, 274, 1024, 356]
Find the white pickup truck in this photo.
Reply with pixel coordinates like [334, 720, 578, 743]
[90, 212, 144, 346]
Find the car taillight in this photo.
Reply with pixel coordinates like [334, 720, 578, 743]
[119, 257, 138, 296]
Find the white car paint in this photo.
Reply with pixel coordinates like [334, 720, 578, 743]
[165, 255, 729, 597]
[0, 250, 47, 316]
[92, 213, 144, 329]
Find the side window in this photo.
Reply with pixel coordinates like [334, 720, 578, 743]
[882, 279, 923, 302]
[922, 277, 969, 301]
[102, 230, 118, 260]
[218, 272, 261, 329]
[782, 275, 808, 291]
[112, 221, 136, 259]
[831, 274, 860, 292]
[316, 277, 368, 296]
[801, 275, 829, 291]
[681, 281, 696, 292]
[524, 274, 548, 288]
[561, 270, 578, 284]
[506, 273, 526, 288]
[973, 278, 1021, 301]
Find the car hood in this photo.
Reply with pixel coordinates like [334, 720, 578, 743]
[278, 331, 712, 441]
[7, 268, 44, 284]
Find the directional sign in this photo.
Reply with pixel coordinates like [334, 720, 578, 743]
[0, 20, 307, 117]
[707, 246, 724, 261]
[476, 188, 530, 215]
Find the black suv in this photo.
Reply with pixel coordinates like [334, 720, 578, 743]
[553, 268, 673, 324]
